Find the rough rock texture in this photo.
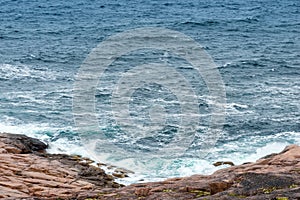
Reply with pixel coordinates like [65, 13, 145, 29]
[80, 145, 300, 200]
[1, 133, 300, 200]
[0, 133, 121, 199]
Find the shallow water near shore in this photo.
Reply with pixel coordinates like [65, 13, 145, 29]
[0, 0, 299, 184]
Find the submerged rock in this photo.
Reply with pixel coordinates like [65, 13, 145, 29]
[213, 161, 235, 167]
[0, 132, 299, 199]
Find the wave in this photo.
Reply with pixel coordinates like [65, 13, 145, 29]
[178, 20, 221, 27]
[235, 16, 259, 23]
[177, 16, 260, 28]
[0, 117, 299, 185]
[225, 102, 251, 114]
[0, 64, 57, 81]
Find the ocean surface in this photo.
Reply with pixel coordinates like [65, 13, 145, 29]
[0, 0, 299, 184]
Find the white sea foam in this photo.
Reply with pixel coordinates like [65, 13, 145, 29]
[0, 64, 57, 81]
[1, 119, 299, 185]
[216, 142, 289, 166]
[226, 102, 249, 109]
[0, 121, 53, 142]
[219, 62, 232, 68]
[225, 102, 252, 115]
[46, 137, 91, 157]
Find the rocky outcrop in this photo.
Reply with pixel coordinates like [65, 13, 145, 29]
[0, 133, 121, 199]
[0, 132, 299, 200]
[80, 145, 300, 200]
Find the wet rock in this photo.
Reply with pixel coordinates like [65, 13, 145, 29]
[213, 161, 235, 167]
[114, 167, 135, 174]
[111, 167, 134, 179]
[97, 162, 107, 167]
[112, 172, 127, 178]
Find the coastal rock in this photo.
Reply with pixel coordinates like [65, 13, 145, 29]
[0, 133, 47, 154]
[0, 133, 121, 199]
[1, 133, 300, 199]
[90, 144, 300, 200]
[213, 161, 235, 167]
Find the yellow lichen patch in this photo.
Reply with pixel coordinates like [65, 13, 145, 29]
[276, 197, 289, 200]
[261, 186, 278, 194]
[289, 184, 298, 188]
[189, 190, 211, 197]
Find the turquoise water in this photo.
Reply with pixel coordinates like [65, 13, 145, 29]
[0, 0, 299, 183]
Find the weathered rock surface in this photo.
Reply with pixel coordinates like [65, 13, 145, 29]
[1, 132, 300, 200]
[81, 145, 300, 200]
[0, 133, 121, 199]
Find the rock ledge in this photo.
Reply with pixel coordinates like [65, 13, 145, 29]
[0, 133, 121, 199]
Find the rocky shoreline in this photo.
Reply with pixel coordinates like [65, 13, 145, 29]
[0, 133, 299, 199]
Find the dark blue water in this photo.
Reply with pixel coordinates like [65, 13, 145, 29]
[0, 0, 299, 183]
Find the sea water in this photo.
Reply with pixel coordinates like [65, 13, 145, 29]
[0, 0, 299, 184]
